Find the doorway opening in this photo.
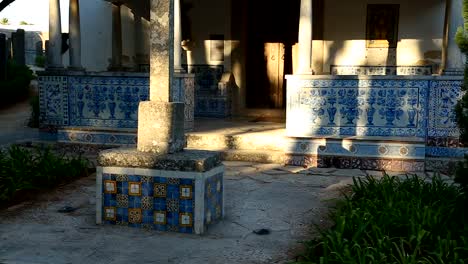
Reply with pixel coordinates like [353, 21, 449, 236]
[245, 0, 300, 109]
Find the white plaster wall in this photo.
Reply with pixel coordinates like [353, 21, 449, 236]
[323, 0, 445, 72]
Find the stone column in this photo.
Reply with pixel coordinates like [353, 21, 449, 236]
[442, 0, 464, 75]
[137, 0, 185, 154]
[109, 2, 123, 70]
[48, 0, 63, 69]
[174, 0, 184, 72]
[69, 0, 83, 70]
[298, 0, 313, 74]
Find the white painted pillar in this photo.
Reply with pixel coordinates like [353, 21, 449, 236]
[69, 0, 83, 70]
[298, 0, 313, 74]
[110, 3, 123, 70]
[174, 0, 184, 73]
[442, 0, 465, 74]
[48, 0, 63, 69]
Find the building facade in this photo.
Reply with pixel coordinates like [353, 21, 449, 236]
[38, 0, 467, 171]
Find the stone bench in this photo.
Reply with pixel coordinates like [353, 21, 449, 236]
[96, 148, 224, 234]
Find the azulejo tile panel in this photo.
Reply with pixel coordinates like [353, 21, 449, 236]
[57, 129, 137, 146]
[287, 79, 429, 138]
[286, 139, 425, 159]
[38, 75, 69, 126]
[68, 76, 149, 128]
[101, 173, 196, 233]
[331, 65, 432, 76]
[204, 173, 223, 226]
[427, 80, 463, 137]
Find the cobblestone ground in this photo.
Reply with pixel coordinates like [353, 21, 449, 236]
[0, 161, 382, 264]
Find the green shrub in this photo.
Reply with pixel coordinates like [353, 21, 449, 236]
[35, 55, 45, 68]
[0, 145, 89, 203]
[296, 174, 468, 264]
[0, 60, 34, 107]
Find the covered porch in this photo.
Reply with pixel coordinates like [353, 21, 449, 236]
[37, 0, 466, 171]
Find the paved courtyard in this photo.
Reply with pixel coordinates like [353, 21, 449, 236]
[0, 160, 370, 264]
[0, 102, 447, 264]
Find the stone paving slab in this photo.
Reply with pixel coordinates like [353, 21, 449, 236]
[0, 162, 352, 264]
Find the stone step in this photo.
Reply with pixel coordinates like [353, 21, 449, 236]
[186, 132, 286, 151]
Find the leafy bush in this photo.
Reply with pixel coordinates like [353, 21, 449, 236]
[0, 145, 89, 203]
[35, 55, 45, 68]
[0, 60, 34, 107]
[296, 174, 468, 264]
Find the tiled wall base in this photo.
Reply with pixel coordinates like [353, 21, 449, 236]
[425, 157, 464, 174]
[58, 129, 137, 146]
[96, 166, 224, 234]
[286, 138, 425, 160]
[284, 154, 425, 172]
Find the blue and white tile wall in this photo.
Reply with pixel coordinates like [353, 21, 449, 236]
[286, 76, 467, 159]
[68, 76, 149, 128]
[286, 79, 428, 138]
[38, 75, 69, 126]
[39, 73, 196, 145]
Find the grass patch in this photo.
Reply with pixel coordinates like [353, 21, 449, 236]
[296, 174, 468, 264]
[0, 145, 90, 206]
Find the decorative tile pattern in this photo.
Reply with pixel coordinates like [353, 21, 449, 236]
[427, 80, 463, 138]
[284, 154, 425, 172]
[38, 75, 69, 126]
[58, 129, 137, 146]
[204, 173, 223, 226]
[68, 76, 149, 128]
[286, 78, 429, 138]
[331, 65, 432, 76]
[40, 74, 195, 134]
[286, 139, 426, 159]
[101, 173, 196, 233]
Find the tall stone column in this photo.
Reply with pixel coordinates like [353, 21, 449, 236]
[442, 0, 464, 75]
[69, 0, 83, 70]
[174, 0, 184, 72]
[109, 2, 123, 70]
[48, 0, 63, 69]
[137, 0, 185, 154]
[298, 0, 313, 74]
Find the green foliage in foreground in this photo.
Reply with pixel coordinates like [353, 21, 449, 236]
[296, 175, 468, 264]
[0, 146, 89, 203]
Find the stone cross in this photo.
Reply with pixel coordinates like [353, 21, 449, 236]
[137, 0, 185, 154]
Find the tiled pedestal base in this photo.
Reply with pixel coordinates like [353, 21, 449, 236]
[96, 149, 224, 234]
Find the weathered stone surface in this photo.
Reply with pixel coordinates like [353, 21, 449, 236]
[137, 101, 185, 154]
[98, 148, 222, 172]
[150, 0, 174, 102]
